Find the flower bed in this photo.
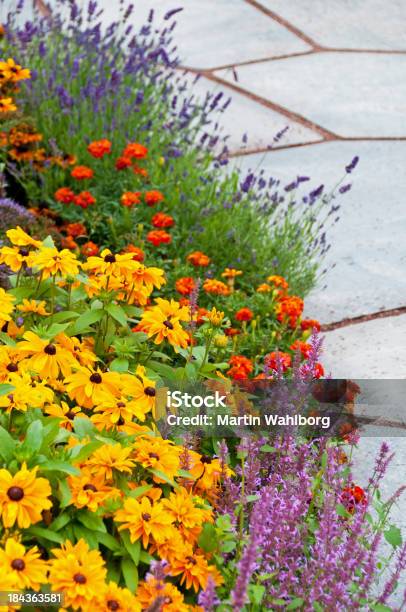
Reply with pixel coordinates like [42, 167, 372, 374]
[0, 1, 404, 611]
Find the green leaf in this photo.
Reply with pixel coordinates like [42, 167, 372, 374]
[49, 310, 80, 323]
[220, 540, 236, 553]
[73, 524, 99, 548]
[0, 425, 16, 461]
[177, 469, 196, 480]
[50, 513, 71, 531]
[68, 440, 103, 463]
[260, 444, 277, 453]
[97, 532, 122, 552]
[198, 523, 217, 552]
[26, 526, 64, 544]
[121, 531, 140, 565]
[249, 584, 265, 605]
[106, 304, 128, 327]
[0, 383, 14, 396]
[371, 605, 392, 612]
[73, 417, 95, 438]
[110, 357, 129, 372]
[149, 469, 179, 489]
[336, 503, 351, 518]
[321, 450, 328, 469]
[139, 551, 154, 564]
[77, 511, 107, 533]
[38, 460, 80, 476]
[41, 419, 62, 449]
[69, 308, 104, 334]
[127, 485, 153, 499]
[246, 494, 260, 502]
[121, 557, 138, 592]
[20, 419, 43, 456]
[0, 332, 16, 346]
[58, 479, 72, 508]
[286, 598, 304, 610]
[384, 525, 402, 548]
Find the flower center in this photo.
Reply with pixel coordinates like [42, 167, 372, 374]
[7, 486, 24, 501]
[89, 372, 102, 384]
[83, 484, 97, 492]
[201, 455, 213, 464]
[117, 402, 126, 408]
[107, 600, 120, 611]
[6, 363, 18, 372]
[186, 555, 197, 565]
[142, 512, 151, 522]
[11, 558, 25, 571]
[44, 343, 57, 355]
[66, 410, 76, 420]
[144, 386, 156, 397]
[19, 247, 29, 257]
[73, 572, 87, 584]
[117, 417, 125, 426]
[163, 319, 174, 330]
[104, 254, 116, 263]
[148, 452, 159, 460]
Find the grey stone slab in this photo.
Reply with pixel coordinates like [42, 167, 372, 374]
[89, 0, 310, 69]
[216, 53, 406, 137]
[257, 0, 406, 50]
[234, 141, 406, 323]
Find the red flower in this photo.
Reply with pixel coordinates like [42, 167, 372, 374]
[175, 277, 196, 296]
[55, 187, 75, 204]
[123, 245, 145, 262]
[66, 222, 86, 237]
[300, 318, 321, 332]
[187, 251, 211, 267]
[74, 191, 96, 208]
[71, 165, 94, 180]
[146, 230, 171, 247]
[123, 142, 148, 159]
[225, 327, 241, 337]
[81, 241, 99, 257]
[133, 165, 148, 178]
[235, 307, 253, 322]
[87, 139, 111, 158]
[61, 235, 77, 250]
[290, 340, 312, 359]
[121, 191, 141, 207]
[152, 212, 174, 228]
[145, 190, 164, 207]
[264, 351, 292, 372]
[115, 156, 132, 170]
[314, 363, 324, 379]
[227, 355, 253, 380]
[276, 295, 304, 328]
[341, 484, 367, 513]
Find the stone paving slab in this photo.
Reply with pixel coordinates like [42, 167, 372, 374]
[257, 0, 406, 50]
[93, 0, 310, 70]
[235, 141, 406, 323]
[216, 53, 406, 137]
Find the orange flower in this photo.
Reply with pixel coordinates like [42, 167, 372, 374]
[71, 165, 94, 180]
[186, 251, 210, 267]
[314, 363, 324, 378]
[74, 191, 95, 208]
[123, 244, 145, 262]
[61, 235, 78, 250]
[152, 212, 174, 228]
[235, 307, 253, 322]
[276, 295, 304, 328]
[66, 223, 86, 237]
[264, 351, 292, 372]
[290, 340, 311, 359]
[301, 318, 321, 332]
[257, 283, 271, 293]
[87, 139, 111, 158]
[115, 156, 132, 170]
[133, 165, 148, 178]
[146, 230, 171, 247]
[175, 277, 196, 296]
[222, 268, 242, 279]
[225, 327, 240, 337]
[115, 497, 174, 548]
[123, 142, 148, 159]
[55, 187, 75, 204]
[81, 241, 99, 257]
[145, 190, 164, 207]
[267, 275, 289, 291]
[341, 484, 367, 513]
[203, 279, 230, 296]
[121, 191, 141, 207]
[227, 355, 253, 380]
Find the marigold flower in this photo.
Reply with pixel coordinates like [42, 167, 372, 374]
[74, 190, 96, 208]
[115, 496, 174, 548]
[222, 267, 242, 279]
[61, 235, 78, 250]
[290, 340, 312, 359]
[66, 222, 86, 237]
[146, 229, 171, 247]
[314, 362, 324, 378]
[225, 327, 240, 337]
[0, 58, 30, 81]
[123, 244, 145, 262]
[301, 318, 321, 332]
[133, 164, 148, 178]
[267, 274, 289, 290]
[227, 354, 253, 380]
[145, 190, 164, 206]
[235, 307, 253, 322]
[87, 138, 111, 158]
[71, 165, 94, 180]
[17, 299, 50, 316]
[65, 366, 121, 409]
[121, 191, 141, 207]
[0, 97, 17, 112]
[257, 283, 271, 293]
[341, 484, 367, 513]
[115, 156, 132, 170]
[264, 351, 292, 372]
[152, 212, 174, 228]
[122, 142, 148, 159]
[276, 295, 304, 328]
[187, 250, 211, 266]
[203, 278, 230, 296]
[48, 539, 107, 611]
[175, 276, 196, 296]
[79, 241, 98, 257]
[30, 246, 80, 279]
[0, 463, 52, 528]
[55, 187, 75, 204]
[0, 538, 49, 591]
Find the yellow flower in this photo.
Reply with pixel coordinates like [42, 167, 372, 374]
[100, 582, 141, 612]
[0, 287, 15, 326]
[48, 539, 106, 611]
[0, 345, 20, 382]
[6, 226, 41, 248]
[137, 576, 188, 612]
[214, 333, 228, 348]
[55, 333, 97, 367]
[64, 366, 121, 408]
[68, 470, 120, 512]
[82, 248, 137, 279]
[30, 246, 80, 279]
[162, 487, 213, 544]
[257, 283, 271, 293]
[44, 401, 87, 430]
[127, 263, 166, 293]
[0, 371, 54, 413]
[119, 365, 156, 419]
[208, 307, 224, 327]
[132, 436, 181, 484]
[0, 58, 31, 82]
[17, 299, 50, 316]
[0, 463, 52, 528]
[170, 546, 223, 592]
[0, 97, 16, 112]
[84, 443, 135, 479]
[221, 267, 243, 278]
[137, 299, 189, 349]
[115, 496, 174, 548]
[188, 450, 233, 494]
[16, 331, 75, 378]
[0, 538, 48, 590]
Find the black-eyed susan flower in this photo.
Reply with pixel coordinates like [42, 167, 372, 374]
[0, 371, 54, 412]
[44, 401, 87, 430]
[0, 287, 15, 327]
[169, 545, 223, 592]
[0, 538, 48, 590]
[17, 299, 50, 316]
[64, 366, 120, 408]
[17, 331, 76, 378]
[132, 435, 181, 483]
[119, 365, 156, 419]
[30, 246, 80, 279]
[137, 576, 188, 612]
[115, 496, 174, 548]
[137, 298, 189, 349]
[0, 463, 52, 528]
[100, 581, 141, 612]
[82, 248, 136, 279]
[0, 97, 16, 113]
[67, 470, 120, 512]
[48, 539, 106, 611]
[162, 487, 213, 544]
[0, 58, 31, 81]
[6, 226, 41, 248]
[84, 443, 135, 479]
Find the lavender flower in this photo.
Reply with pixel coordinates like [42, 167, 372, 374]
[345, 155, 359, 173]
